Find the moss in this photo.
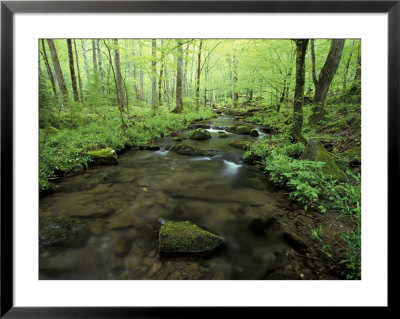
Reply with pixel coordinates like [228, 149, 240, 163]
[189, 128, 211, 140]
[218, 132, 229, 138]
[87, 148, 118, 165]
[300, 140, 347, 182]
[170, 143, 218, 156]
[159, 221, 223, 252]
[227, 125, 251, 135]
[342, 146, 361, 166]
[249, 129, 259, 137]
[41, 126, 60, 136]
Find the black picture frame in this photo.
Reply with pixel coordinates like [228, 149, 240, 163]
[1, 0, 395, 317]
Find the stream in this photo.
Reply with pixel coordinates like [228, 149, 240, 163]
[39, 115, 298, 280]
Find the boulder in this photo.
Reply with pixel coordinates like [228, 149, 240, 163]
[159, 221, 223, 253]
[87, 148, 118, 165]
[114, 236, 131, 257]
[300, 140, 348, 182]
[226, 125, 251, 135]
[170, 143, 218, 156]
[228, 140, 252, 150]
[249, 129, 259, 137]
[189, 128, 211, 140]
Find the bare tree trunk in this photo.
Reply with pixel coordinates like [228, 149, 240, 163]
[73, 40, 83, 101]
[311, 39, 318, 89]
[67, 39, 79, 102]
[96, 39, 105, 95]
[195, 40, 203, 111]
[350, 44, 361, 94]
[139, 40, 144, 102]
[151, 39, 158, 113]
[182, 43, 189, 96]
[113, 39, 124, 110]
[40, 39, 58, 99]
[292, 39, 308, 143]
[47, 39, 68, 108]
[173, 40, 184, 114]
[232, 54, 238, 107]
[310, 39, 345, 123]
[81, 40, 90, 83]
[92, 40, 99, 90]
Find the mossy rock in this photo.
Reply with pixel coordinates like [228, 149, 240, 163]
[249, 129, 259, 137]
[226, 125, 251, 135]
[342, 146, 361, 167]
[87, 148, 118, 165]
[300, 140, 348, 182]
[228, 140, 252, 150]
[170, 143, 217, 156]
[218, 131, 229, 138]
[159, 221, 223, 253]
[189, 128, 211, 140]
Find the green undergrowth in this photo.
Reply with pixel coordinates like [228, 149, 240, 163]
[243, 129, 361, 279]
[39, 105, 215, 193]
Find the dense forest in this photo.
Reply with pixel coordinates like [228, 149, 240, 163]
[39, 39, 361, 280]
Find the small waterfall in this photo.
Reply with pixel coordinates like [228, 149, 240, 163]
[222, 160, 242, 176]
[191, 157, 212, 161]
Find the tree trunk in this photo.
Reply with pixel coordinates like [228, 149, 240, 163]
[47, 39, 68, 107]
[113, 39, 125, 113]
[195, 40, 203, 111]
[151, 39, 158, 113]
[232, 54, 238, 107]
[67, 39, 79, 102]
[73, 40, 83, 101]
[292, 39, 308, 143]
[81, 40, 90, 83]
[40, 39, 58, 99]
[139, 40, 144, 102]
[173, 40, 184, 114]
[96, 39, 105, 95]
[182, 43, 189, 96]
[310, 39, 345, 123]
[92, 40, 99, 90]
[350, 45, 361, 94]
[311, 39, 318, 89]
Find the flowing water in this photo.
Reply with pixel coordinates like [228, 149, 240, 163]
[39, 116, 293, 280]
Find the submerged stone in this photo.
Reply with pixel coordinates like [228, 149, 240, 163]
[228, 140, 252, 150]
[189, 128, 211, 140]
[87, 148, 118, 165]
[39, 216, 88, 248]
[218, 131, 229, 138]
[159, 221, 223, 253]
[300, 140, 347, 182]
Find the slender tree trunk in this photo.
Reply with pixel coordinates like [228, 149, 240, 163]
[195, 40, 203, 111]
[47, 39, 68, 107]
[139, 40, 144, 102]
[182, 43, 189, 96]
[67, 39, 79, 102]
[292, 39, 308, 143]
[151, 39, 158, 113]
[113, 40, 125, 112]
[350, 45, 361, 94]
[232, 54, 239, 107]
[311, 39, 318, 89]
[310, 39, 345, 123]
[164, 59, 170, 110]
[189, 43, 195, 95]
[173, 40, 184, 114]
[40, 40, 58, 99]
[81, 40, 90, 83]
[96, 39, 105, 95]
[73, 40, 83, 101]
[92, 40, 99, 90]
